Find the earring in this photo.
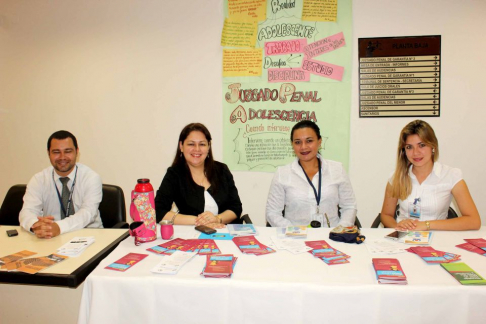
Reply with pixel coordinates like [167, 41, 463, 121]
[432, 149, 435, 154]
[180, 152, 183, 157]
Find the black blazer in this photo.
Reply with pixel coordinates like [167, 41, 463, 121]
[154, 161, 242, 223]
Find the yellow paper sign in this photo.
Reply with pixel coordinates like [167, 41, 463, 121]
[228, 0, 267, 21]
[223, 49, 263, 77]
[221, 18, 258, 48]
[302, 0, 338, 22]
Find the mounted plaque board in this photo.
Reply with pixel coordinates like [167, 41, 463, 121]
[358, 35, 441, 118]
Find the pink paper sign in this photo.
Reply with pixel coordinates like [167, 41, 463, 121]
[301, 58, 344, 81]
[268, 68, 310, 83]
[303, 32, 346, 59]
[265, 38, 307, 56]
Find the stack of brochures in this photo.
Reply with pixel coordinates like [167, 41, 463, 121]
[403, 231, 432, 245]
[57, 236, 95, 257]
[285, 225, 307, 238]
[456, 238, 486, 256]
[232, 236, 276, 256]
[372, 258, 408, 284]
[147, 238, 221, 255]
[201, 254, 237, 278]
[441, 262, 486, 285]
[0, 250, 36, 267]
[1, 253, 68, 274]
[226, 224, 257, 236]
[197, 232, 234, 240]
[151, 251, 197, 275]
[305, 240, 350, 265]
[406, 246, 461, 264]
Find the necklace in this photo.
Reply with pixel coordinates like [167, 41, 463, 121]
[193, 172, 207, 187]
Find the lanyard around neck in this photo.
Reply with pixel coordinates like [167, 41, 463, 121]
[53, 165, 78, 217]
[298, 158, 321, 212]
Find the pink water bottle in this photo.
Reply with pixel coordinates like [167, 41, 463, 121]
[130, 179, 157, 243]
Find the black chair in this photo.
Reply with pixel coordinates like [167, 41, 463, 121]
[0, 183, 128, 228]
[230, 213, 253, 224]
[241, 214, 253, 224]
[371, 206, 458, 228]
[0, 184, 26, 225]
[447, 207, 458, 219]
[99, 184, 129, 228]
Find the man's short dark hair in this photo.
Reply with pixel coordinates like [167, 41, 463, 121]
[47, 130, 78, 151]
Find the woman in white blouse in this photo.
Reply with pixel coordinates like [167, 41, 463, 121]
[265, 120, 357, 228]
[380, 120, 481, 231]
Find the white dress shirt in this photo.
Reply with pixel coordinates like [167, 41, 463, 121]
[19, 163, 103, 234]
[392, 162, 462, 223]
[266, 156, 357, 227]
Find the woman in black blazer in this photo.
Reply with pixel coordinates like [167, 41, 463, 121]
[155, 123, 242, 228]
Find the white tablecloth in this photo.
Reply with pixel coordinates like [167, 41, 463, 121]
[78, 226, 486, 324]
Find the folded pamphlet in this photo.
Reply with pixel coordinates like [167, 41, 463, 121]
[285, 225, 307, 238]
[147, 238, 221, 256]
[403, 231, 432, 245]
[0, 250, 36, 267]
[232, 236, 275, 256]
[105, 253, 148, 272]
[3, 253, 68, 274]
[441, 262, 486, 285]
[406, 246, 461, 264]
[151, 251, 197, 275]
[305, 240, 351, 265]
[226, 224, 257, 237]
[372, 258, 407, 284]
[57, 236, 95, 257]
[201, 254, 238, 278]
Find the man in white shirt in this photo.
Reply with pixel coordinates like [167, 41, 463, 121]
[19, 130, 103, 238]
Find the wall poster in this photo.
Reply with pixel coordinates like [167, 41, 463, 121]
[222, 0, 352, 172]
[358, 35, 441, 118]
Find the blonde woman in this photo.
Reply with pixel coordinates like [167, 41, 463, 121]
[380, 120, 480, 231]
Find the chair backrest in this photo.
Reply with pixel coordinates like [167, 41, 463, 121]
[99, 184, 127, 228]
[0, 184, 26, 226]
[0, 183, 128, 228]
[229, 214, 252, 224]
[447, 207, 458, 219]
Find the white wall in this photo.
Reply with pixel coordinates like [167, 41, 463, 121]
[1, 0, 485, 228]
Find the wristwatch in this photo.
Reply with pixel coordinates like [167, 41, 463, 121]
[425, 221, 431, 230]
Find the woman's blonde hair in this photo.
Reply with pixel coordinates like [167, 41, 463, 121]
[391, 120, 439, 200]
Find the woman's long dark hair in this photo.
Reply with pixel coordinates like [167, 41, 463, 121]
[172, 123, 219, 191]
